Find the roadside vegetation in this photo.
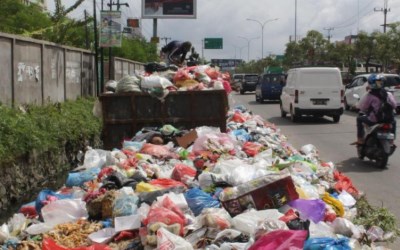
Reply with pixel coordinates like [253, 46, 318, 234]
[0, 98, 101, 165]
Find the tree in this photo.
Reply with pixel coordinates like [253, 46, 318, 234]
[298, 30, 329, 66]
[0, 0, 51, 35]
[112, 37, 158, 62]
[354, 31, 377, 73]
[283, 41, 303, 68]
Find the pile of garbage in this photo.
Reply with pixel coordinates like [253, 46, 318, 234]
[103, 63, 232, 98]
[0, 105, 398, 250]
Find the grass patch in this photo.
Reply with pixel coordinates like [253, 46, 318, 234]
[0, 98, 102, 164]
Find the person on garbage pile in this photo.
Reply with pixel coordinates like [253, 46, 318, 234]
[160, 40, 192, 66]
[355, 73, 397, 145]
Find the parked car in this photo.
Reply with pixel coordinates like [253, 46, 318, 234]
[344, 73, 400, 111]
[255, 73, 286, 103]
[238, 74, 259, 94]
[231, 73, 244, 91]
[280, 67, 344, 122]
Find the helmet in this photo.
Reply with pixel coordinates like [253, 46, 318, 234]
[367, 74, 385, 89]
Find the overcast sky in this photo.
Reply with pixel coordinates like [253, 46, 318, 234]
[48, 0, 400, 61]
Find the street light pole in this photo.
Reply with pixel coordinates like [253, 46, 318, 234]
[246, 18, 279, 59]
[238, 36, 260, 61]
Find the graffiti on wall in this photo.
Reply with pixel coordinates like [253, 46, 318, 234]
[66, 61, 81, 84]
[17, 62, 40, 82]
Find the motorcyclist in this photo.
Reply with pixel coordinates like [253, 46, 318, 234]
[355, 73, 397, 144]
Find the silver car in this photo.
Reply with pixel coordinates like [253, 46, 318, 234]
[344, 73, 400, 111]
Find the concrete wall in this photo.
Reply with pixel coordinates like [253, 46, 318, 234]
[112, 57, 145, 81]
[0, 37, 12, 106]
[0, 32, 96, 107]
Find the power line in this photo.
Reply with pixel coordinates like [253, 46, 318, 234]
[374, 0, 391, 33]
[323, 27, 334, 42]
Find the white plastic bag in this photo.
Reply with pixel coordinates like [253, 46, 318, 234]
[141, 75, 173, 89]
[157, 227, 193, 250]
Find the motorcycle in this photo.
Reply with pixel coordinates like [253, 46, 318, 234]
[353, 94, 397, 168]
[356, 117, 396, 168]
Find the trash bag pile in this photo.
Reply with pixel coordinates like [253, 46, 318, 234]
[104, 63, 232, 99]
[1, 105, 398, 250]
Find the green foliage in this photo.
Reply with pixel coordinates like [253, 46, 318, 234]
[0, 98, 101, 164]
[354, 196, 400, 244]
[112, 37, 158, 62]
[0, 0, 52, 34]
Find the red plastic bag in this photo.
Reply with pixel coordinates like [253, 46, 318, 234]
[231, 112, 247, 123]
[173, 69, 191, 82]
[248, 230, 307, 250]
[42, 238, 111, 250]
[205, 68, 219, 79]
[149, 178, 186, 189]
[143, 198, 186, 235]
[333, 171, 359, 195]
[171, 164, 196, 182]
[242, 142, 263, 157]
[140, 143, 177, 159]
[222, 80, 232, 94]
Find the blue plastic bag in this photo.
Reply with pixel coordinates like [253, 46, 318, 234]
[184, 188, 220, 216]
[35, 189, 73, 215]
[65, 167, 100, 187]
[231, 129, 251, 142]
[304, 237, 351, 250]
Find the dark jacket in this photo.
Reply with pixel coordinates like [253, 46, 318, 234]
[161, 41, 189, 65]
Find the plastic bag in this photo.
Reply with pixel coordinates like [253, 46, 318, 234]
[41, 199, 88, 225]
[171, 164, 196, 182]
[149, 178, 186, 189]
[242, 141, 263, 157]
[42, 238, 112, 250]
[116, 75, 141, 93]
[184, 188, 220, 216]
[288, 199, 326, 223]
[140, 143, 176, 159]
[248, 230, 307, 250]
[157, 227, 193, 250]
[35, 189, 73, 215]
[303, 237, 351, 250]
[333, 171, 359, 196]
[66, 167, 101, 188]
[112, 193, 139, 217]
[141, 75, 173, 89]
[173, 69, 192, 82]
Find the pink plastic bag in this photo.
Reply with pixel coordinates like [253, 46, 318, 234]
[248, 230, 307, 250]
[140, 143, 176, 159]
[171, 164, 196, 182]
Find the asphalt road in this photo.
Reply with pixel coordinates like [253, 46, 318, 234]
[230, 92, 400, 248]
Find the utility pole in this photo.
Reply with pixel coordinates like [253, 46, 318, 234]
[106, 0, 129, 80]
[324, 27, 334, 42]
[92, 0, 99, 95]
[84, 10, 89, 49]
[374, 0, 390, 33]
[100, 0, 104, 92]
[161, 37, 171, 46]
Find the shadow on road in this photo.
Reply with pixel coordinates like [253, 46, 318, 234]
[266, 116, 337, 126]
[248, 100, 280, 106]
[335, 157, 389, 173]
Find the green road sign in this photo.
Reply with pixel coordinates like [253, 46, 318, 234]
[204, 38, 223, 49]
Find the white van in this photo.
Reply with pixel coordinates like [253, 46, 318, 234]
[280, 67, 344, 122]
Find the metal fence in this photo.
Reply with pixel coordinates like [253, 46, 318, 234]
[0, 32, 96, 107]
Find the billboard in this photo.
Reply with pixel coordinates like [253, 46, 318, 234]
[204, 38, 223, 49]
[142, 0, 197, 19]
[211, 59, 243, 71]
[100, 11, 122, 47]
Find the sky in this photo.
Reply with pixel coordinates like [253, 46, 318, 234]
[47, 0, 400, 61]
